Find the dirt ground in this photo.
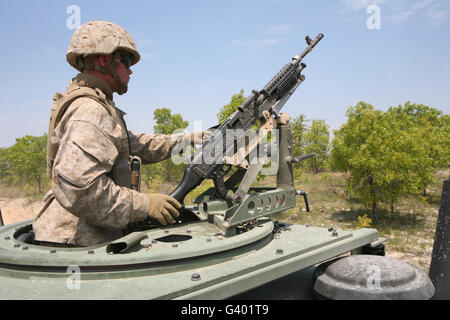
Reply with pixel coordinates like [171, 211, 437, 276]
[0, 196, 41, 225]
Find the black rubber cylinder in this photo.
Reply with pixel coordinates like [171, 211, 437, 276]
[429, 179, 450, 300]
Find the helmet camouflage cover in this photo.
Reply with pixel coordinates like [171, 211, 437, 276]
[66, 20, 140, 72]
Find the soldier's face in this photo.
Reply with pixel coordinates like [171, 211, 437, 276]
[117, 53, 132, 85]
[88, 53, 132, 93]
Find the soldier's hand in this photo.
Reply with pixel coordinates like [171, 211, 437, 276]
[185, 131, 211, 146]
[146, 193, 181, 225]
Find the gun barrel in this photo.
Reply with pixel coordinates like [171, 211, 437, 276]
[294, 33, 324, 64]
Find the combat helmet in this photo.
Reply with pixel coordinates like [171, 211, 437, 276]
[66, 20, 140, 94]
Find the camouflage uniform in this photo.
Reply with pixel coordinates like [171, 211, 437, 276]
[33, 21, 184, 246]
[33, 73, 184, 246]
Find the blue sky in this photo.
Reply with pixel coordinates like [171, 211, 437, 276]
[0, 0, 449, 147]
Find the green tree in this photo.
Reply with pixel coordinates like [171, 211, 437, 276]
[291, 114, 308, 173]
[330, 103, 388, 221]
[0, 147, 11, 182]
[153, 108, 188, 135]
[6, 134, 49, 194]
[217, 89, 246, 124]
[304, 120, 330, 173]
[387, 102, 450, 195]
[330, 101, 443, 221]
[141, 162, 164, 190]
[153, 108, 189, 182]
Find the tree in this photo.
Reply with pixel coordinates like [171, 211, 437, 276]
[6, 134, 48, 194]
[217, 89, 246, 124]
[141, 162, 164, 190]
[330, 102, 386, 221]
[153, 108, 188, 135]
[304, 119, 330, 173]
[153, 108, 189, 182]
[291, 114, 308, 173]
[330, 101, 443, 221]
[387, 102, 450, 195]
[0, 148, 11, 182]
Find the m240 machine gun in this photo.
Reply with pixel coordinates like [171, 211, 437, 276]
[168, 33, 324, 235]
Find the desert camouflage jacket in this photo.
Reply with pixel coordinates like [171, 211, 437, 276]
[33, 73, 183, 246]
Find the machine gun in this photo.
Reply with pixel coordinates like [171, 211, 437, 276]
[170, 34, 324, 214]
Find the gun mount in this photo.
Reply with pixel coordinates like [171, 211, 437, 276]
[169, 34, 324, 206]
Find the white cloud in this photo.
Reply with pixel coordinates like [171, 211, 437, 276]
[232, 38, 283, 49]
[267, 24, 293, 35]
[411, 0, 435, 11]
[386, 10, 414, 22]
[340, 0, 393, 11]
[427, 6, 449, 25]
[341, 0, 449, 24]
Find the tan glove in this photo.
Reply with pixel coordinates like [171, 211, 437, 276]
[147, 193, 181, 225]
[184, 131, 211, 146]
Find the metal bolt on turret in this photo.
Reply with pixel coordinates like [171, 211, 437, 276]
[191, 273, 201, 281]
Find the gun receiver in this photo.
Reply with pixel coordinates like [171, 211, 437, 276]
[170, 33, 324, 205]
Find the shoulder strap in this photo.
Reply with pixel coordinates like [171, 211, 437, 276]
[46, 85, 115, 178]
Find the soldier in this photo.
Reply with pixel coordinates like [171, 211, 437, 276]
[32, 20, 208, 247]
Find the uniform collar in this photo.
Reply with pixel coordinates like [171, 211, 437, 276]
[72, 73, 114, 100]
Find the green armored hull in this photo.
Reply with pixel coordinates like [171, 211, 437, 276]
[0, 207, 379, 299]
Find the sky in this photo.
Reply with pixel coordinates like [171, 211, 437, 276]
[0, 0, 449, 148]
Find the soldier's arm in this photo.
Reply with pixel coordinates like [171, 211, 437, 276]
[51, 100, 149, 230]
[128, 131, 185, 164]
